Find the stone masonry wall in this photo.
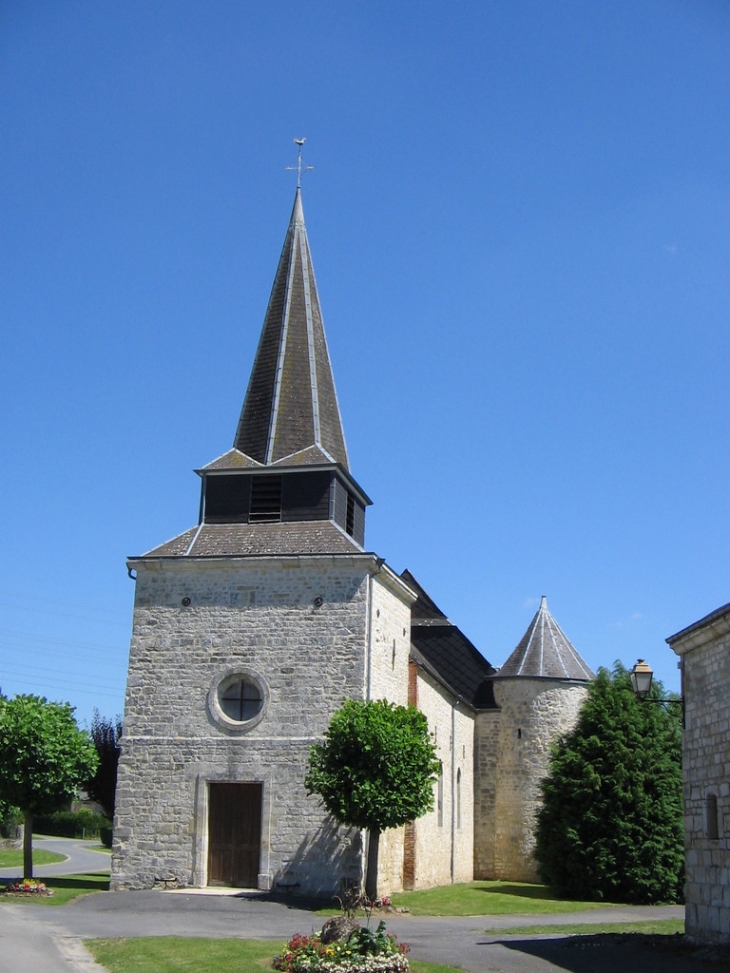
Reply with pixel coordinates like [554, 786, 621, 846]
[678, 633, 730, 943]
[368, 574, 411, 707]
[113, 555, 386, 894]
[367, 572, 413, 893]
[413, 669, 475, 888]
[489, 678, 588, 881]
[473, 709, 500, 879]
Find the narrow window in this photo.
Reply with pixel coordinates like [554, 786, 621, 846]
[437, 762, 444, 827]
[249, 475, 282, 523]
[707, 793, 719, 840]
[456, 768, 462, 830]
[345, 491, 355, 536]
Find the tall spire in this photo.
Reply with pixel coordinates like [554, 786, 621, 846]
[233, 189, 349, 469]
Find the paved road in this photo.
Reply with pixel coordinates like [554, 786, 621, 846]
[1, 839, 724, 973]
[0, 836, 111, 881]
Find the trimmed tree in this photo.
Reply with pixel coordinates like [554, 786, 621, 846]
[305, 698, 440, 900]
[534, 662, 683, 904]
[0, 695, 98, 878]
[86, 710, 123, 820]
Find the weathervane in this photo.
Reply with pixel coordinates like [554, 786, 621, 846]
[285, 137, 315, 188]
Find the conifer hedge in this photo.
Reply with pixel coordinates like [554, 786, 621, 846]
[535, 662, 684, 904]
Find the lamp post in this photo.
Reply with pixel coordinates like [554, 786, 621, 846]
[629, 659, 684, 726]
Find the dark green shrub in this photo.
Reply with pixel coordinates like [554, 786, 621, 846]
[535, 662, 683, 904]
[99, 826, 113, 848]
[34, 809, 111, 839]
[0, 807, 21, 839]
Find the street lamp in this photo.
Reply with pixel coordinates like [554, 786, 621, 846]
[629, 659, 684, 726]
[629, 659, 654, 698]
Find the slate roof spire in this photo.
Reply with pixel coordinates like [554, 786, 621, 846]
[233, 188, 350, 470]
[497, 596, 594, 681]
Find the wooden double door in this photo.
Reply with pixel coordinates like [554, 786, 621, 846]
[207, 782, 262, 888]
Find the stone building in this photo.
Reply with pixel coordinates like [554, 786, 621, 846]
[113, 187, 593, 894]
[667, 603, 730, 943]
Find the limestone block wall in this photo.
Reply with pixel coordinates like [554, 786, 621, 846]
[366, 570, 413, 895]
[674, 631, 730, 943]
[473, 709, 500, 879]
[113, 554, 386, 894]
[367, 570, 412, 706]
[488, 678, 588, 882]
[408, 669, 475, 889]
[113, 736, 361, 894]
[375, 825, 406, 895]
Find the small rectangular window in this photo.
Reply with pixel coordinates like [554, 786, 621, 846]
[707, 794, 719, 840]
[249, 475, 282, 523]
[345, 492, 355, 536]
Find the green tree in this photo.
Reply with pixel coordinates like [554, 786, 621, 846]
[0, 695, 98, 878]
[86, 710, 122, 820]
[305, 698, 440, 900]
[535, 662, 683, 904]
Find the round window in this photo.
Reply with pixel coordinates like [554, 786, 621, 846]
[219, 676, 262, 722]
[208, 669, 268, 731]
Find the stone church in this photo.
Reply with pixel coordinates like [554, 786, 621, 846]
[112, 187, 594, 894]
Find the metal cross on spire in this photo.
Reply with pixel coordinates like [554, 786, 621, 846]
[285, 138, 315, 188]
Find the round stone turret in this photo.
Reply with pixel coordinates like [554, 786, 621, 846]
[475, 597, 594, 882]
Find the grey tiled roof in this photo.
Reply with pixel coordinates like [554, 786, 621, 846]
[497, 596, 594, 682]
[403, 570, 498, 710]
[271, 445, 340, 467]
[200, 449, 264, 471]
[139, 521, 364, 558]
[402, 568, 451, 623]
[233, 189, 349, 470]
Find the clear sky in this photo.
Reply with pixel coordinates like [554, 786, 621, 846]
[2, 1, 729, 727]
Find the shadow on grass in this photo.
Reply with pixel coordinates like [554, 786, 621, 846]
[492, 933, 729, 973]
[475, 884, 559, 901]
[1, 873, 109, 907]
[49, 873, 110, 892]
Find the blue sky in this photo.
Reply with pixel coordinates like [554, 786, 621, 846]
[2, 1, 729, 726]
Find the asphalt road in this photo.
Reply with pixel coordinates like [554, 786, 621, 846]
[0, 838, 724, 973]
[0, 835, 112, 880]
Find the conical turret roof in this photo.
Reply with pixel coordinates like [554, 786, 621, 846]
[232, 188, 349, 469]
[497, 597, 594, 681]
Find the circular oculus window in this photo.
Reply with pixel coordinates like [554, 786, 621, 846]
[208, 669, 268, 730]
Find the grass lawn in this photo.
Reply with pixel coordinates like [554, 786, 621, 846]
[0, 872, 109, 906]
[381, 881, 624, 916]
[0, 848, 67, 868]
[86, 938, 461, 973]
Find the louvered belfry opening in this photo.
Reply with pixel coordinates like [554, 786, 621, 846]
[249, 475, 283, 523]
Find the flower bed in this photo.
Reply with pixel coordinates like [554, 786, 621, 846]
[2, 879, 54, 896]
[273, 921, 409, 973]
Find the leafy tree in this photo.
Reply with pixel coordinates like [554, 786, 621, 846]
[86, 709, 123, 820]
[0, 695, 98, 878]
[535, 662, 683, 904]
[305, 698, 440, 900]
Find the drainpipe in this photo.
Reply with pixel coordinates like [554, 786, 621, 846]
[365, 558, 385, 701]
[363, 557, 385, 892]
[450, 699, 459, 884]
